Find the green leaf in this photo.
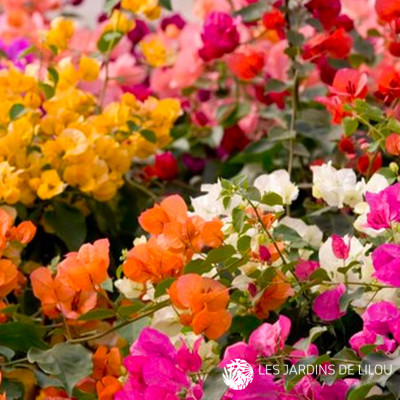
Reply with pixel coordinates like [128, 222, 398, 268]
[39, 82, 55, 99]
[294, 326, 327, 351]
[97, 31, 124, 53]
[155, 277, 175, 298]
[44, 203, 87, 251]
[346, 383, 374, 400]
[339, 287, 365, 312]
[287, 30, 305, 46]
[237, 235, 251, 254]
[0, 322, 47, 352]
[204, 245, 236, 266]
[217, 103, 250, 127]
[261, 192, 283, 206]
[78, 308, 116, 321]
[117, 300, 145, 318]
[361, 353, 400, 385]
[232, 208, 246, 232]
[265, 79, 287, 93]
[0, 345, 15, 360]
[9, 104, 26, 121]
[343, 117, 359, 136]
[140, 129, 157, 143]
[184, 259, 210, 274]
[268, 126, 297, 142]
[127, 120, 140, 132]
[159, 0, 172, 10]
[48, 67, 59, 85]
[28, 343, 92, 395]
[104, 0, 120, 14]
[233, 2, 269, 22]
[202, 370, 229, 400]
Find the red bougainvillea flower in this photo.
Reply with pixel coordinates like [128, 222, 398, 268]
[169, 273, 231, 340]
[375, 66, 400, 104]
[303, 28, 353, 60]
[338, 136, 356, 155]
[218, 124, 250, 156]
[145, 152, 178, 181]
[198, 12, 240, 61]
[386, 133, 400, 155]
[305, 0, 341, 29]
[227, 50, 265, 80]
[356, 152, 382, 176]
[330, 68, 368, 101]
[316, 95, 349, 124]
[376, 0, 400, 22]
[262, 8, 286, 40]
[254, 82, 290, 109]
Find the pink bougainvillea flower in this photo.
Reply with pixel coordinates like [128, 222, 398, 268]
[362, 301, 400, 335]
[248, 315, 291, 357]
[312, 283, 346, 321]
[331, 234, 350, 259]
[198, 12, 240, 61]
[294, 259, 320, 281]
[372, 244, 400, 287]
[350, 329, 397, 356]
[365, 183, 400, 230]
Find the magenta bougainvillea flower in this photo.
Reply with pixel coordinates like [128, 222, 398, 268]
[372, 243, 400, 286]
[198, 12, 240, 62]
[312, 283, 346, 321]
[366, 183, 400, 229]
[116, 327, 202, 400]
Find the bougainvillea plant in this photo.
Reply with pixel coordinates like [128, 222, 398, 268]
[3, 0, 400, 399]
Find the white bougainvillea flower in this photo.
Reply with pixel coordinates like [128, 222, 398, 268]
[311, 161, 364, 208]
[279, 216, 323, 248]
[254, 169, 299, 211]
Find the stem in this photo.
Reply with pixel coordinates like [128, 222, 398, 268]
[67, 300, 169, 344]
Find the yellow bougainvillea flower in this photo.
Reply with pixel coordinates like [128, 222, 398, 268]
[121, 0, 161, 19]
[141, 37, 168, 67]
[44, 18, 74, 53]
[79, 56, 101, 82]
[30, 170, 66, 200]
[103, 10, 135, 34]
[0, 162, 21, 204]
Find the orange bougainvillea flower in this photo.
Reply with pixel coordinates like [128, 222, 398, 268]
[57, 239, 110, 291]
[92, 346, 122, 380]
[138, 194, 223, 258]
[0, 209, 36, 255]
[30, 265, 97, 320]
[255, 271, 294, 319]
[0, 372, 6, 400]
[123, 237, 184, 284]
[0, 259, 18, 297]
[0, 300, 8, 323]
[96, 376, 122, 400]
[168, 274, 231, 340]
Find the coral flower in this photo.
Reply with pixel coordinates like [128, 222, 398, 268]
[331, 69, 368, 102]
[386, 133, 400, 155]
[375, 0, 400, 22]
